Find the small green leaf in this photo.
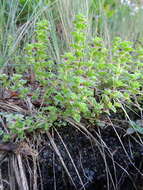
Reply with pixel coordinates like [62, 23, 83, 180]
[73, 113, 81, 122]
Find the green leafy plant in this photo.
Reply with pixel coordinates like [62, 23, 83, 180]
[23, 14, 143, 123]
[126, 120, 143, 135]
[1, 14, 143, 139]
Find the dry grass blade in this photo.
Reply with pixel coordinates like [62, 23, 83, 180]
[37, 157, 44, 190]
[54, 127, 85, 190]
[4, 141, 38, 190]
[8, 154, 29, 190]
[16, 154, 29, 190]
[52, 153, 56, 190]
[66, 118, 138, 189]
[0, 168, 4, 190]
[46, 131, 77, 189]
[107, 116, 143, 176]
[25, 97, 35, 114]
[0, 153, 8, 166]
[66, 118, 104, 147]
[8, 156, 17, 190]
[96, 129, 116, 190]
[0, 101, 29, 115]
[33, 156, 38, 190]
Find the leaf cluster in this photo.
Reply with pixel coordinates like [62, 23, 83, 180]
[1, 14, 143, 139]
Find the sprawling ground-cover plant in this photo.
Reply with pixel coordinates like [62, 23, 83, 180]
[1, 14, 143, 140]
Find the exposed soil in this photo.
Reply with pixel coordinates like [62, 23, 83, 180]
[0, 119, 143, 190]
[37, 120, 143, 190]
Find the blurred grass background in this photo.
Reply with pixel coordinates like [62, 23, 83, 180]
[1, 0, 143, 67]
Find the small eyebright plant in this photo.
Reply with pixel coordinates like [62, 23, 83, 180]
[1, 14, 143, 139]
